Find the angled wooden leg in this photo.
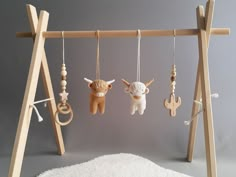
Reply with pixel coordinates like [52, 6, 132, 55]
[26, 4, 65, 155]
[187, 3, 217, 177]
[197, 6, 217, 177]
[187, 61, 201, 162]
[205, 0, 215, 46]
[198, 30, 217, 177]
[8, 11, 49, 177]
[187, 5, 205, 163]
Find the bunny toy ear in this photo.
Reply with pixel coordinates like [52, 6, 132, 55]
[145, 79, 154, 87]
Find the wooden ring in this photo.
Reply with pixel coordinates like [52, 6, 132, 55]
[55, 109, 73, 126]
[57, 102, 71, 114]
[55, 102, 73, 126]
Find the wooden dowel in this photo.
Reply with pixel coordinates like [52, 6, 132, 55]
[16, 28, 230, 38]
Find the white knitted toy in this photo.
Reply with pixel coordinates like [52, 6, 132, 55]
[122, 30, 154, 115]
[122, 79, 154, 115]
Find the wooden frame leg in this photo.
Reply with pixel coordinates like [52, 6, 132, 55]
[197, 6, 217, 177]
[199, 30, 217, 177]
[187, 0, 215, 164]
[8, 11, 49, 177]
[26, 4, 65, 155]
[187, 4, 205, 163]
[187, 60, 202, 162]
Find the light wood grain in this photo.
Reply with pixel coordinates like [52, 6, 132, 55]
[16, 28, 230, 38]
[187, 5, 205, 162]
[26, 4, 65, 155]
[197, 6, 217, 177]
[8, 11, 49, 177]
[205, 0, 215, 46]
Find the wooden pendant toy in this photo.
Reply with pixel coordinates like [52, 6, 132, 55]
[121, 30, 154, 115]
[55, 32, 73, 126]
[164, 31, 181, 117]
[84, 30, 115, 115]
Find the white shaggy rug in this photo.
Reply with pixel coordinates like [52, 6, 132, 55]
[38, 153, 193, 177]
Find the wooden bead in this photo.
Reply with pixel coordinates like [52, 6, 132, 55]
[61, 65, 66, 71]
[61, 70, 67, 76]
[171, 76, 176, 82]
[61, 76, 67, 80]
[61, 80, 67, 87]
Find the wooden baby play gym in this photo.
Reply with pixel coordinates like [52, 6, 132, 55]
[10, 1, 230, 177]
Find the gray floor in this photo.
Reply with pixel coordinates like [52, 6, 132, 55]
[1, 147, 235, 177]
[0, 102, 235, 177]
[0, 105, 235, 177]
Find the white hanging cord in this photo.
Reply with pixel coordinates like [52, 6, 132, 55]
[31, 105, 44, 122]
[30, 98, 54, 122]
[33, 98, 54, 105]
[184, 93, 219, 125]
[96, 30, 100, 80]
[173, 29, 176, 65]
[184, 103, 203, 125]
[137, 29, 141, 82]
[62, 31, 65, 64]
[211, 93, 219, 98]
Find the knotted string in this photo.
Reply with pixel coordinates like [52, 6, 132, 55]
[184, 93, 219, 125]
[30, 98, 54, 122]
[137, 29, 141, 82]
[96, 30, 100, 80]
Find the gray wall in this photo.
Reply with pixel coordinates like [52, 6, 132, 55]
[1, 0, 235, 176]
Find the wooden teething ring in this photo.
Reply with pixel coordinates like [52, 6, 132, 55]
[57, 102, 71, 114]
[55, 102, 73, 126]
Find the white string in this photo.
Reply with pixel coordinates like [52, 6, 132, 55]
[31, 105, 44, 122]
[173, 29, 176, 65]
[184, 93, 219, 126]
[137, 29, 141, 82]
[30, 98, 54, 122]
[96, 30, 100, 80]
[62, 31, 65, 64]
[33, 98, 54, 104]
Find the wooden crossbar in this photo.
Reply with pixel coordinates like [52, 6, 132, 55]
[16, 28, 229, 38]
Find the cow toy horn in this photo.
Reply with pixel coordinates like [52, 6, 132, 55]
[145, 79, 154, 87]
[106, 79, 115, 85]
[121, 79, 130, 87]
[84, 78, 93, 83]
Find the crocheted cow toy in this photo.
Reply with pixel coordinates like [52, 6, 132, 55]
[121, 79, 154, 115]
[84, 78, 115, 115]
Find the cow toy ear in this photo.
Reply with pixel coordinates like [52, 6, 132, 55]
[108, 84, 112, 89]
[84, 78, 93, 88]
[89, 83, 93, 88]
[121, 79, 130, 87]
[145, 88, 150, 94]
